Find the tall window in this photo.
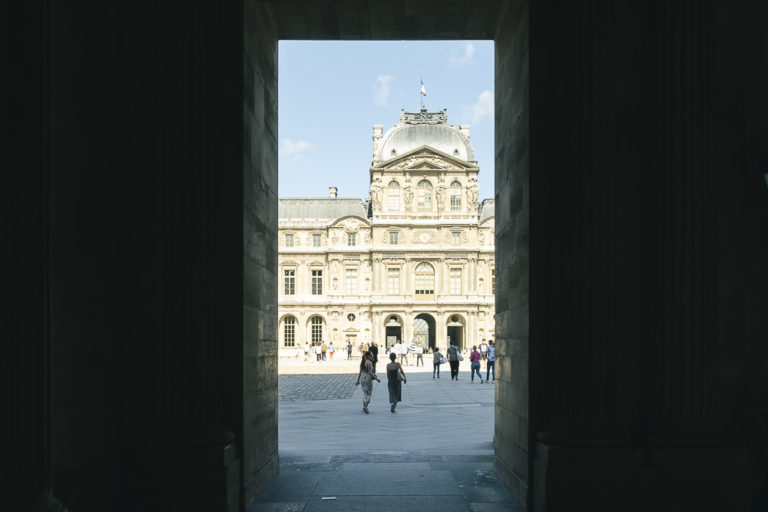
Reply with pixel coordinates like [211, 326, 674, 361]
[283, 316, 295, 346]
[450, 181, 462, 210]
[312, 233, 321, 247]
[417, 180, 432, 211]
[346, 268, 357, 294]
[387, 267, 400, 295]
[415, 262, 435, 295]
[285, 233, 294, 247]
[387, 181, 400, 211]
[311, 316, 323, 345]
[389, 231, 399, 245]
[450, 268, 462, 294]
[311, 269, 323, 295]
[492, 269, 496, 294]
[284, 269, 295, 295]
[452, 231, 461, 245]
[347, 232, 356, 246]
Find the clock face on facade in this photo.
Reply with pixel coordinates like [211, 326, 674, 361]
[419, 232, 430, 243]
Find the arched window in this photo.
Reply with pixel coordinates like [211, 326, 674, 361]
[450, 181, 462, 210]
[417, 180, 432, 211]
[387, 181, 400, 211]
[415, 262, 435, 295]
[283, 316, 296, 346]
[310, 316, 323, 346]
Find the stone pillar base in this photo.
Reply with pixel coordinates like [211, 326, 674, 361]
[0, 493, 68, 512]
[156, 442, 240, 512]
[534, 442, 749, 511]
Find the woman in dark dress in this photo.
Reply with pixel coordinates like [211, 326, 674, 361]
[386, 352, 406, 413]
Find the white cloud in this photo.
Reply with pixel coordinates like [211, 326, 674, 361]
[281, 138, 316, 156]
[464, 90, 494, 125]
[447, 43, 475, 69]
[373, 74, 393, 106]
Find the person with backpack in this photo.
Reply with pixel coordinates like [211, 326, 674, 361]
[447, 344, 461, 380]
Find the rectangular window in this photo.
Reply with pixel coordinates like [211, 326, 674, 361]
[452, 231, 461, 245]
[450, 268, 462, 294]
[283, 317, 295, 347]
[450, 189, 462, 210]
[312, 233, 321, 247]
[389, 231, 398, 245]
[284, 269, 295, 295]
[347, 232, 356, 246]
[387, 268, 400, 295]
[388, 187, 400, 211]
[285, 233, 294, 247]
[311, 269, 323, 295]
[346, 268, 357, 294]
[311, 317, 323, 345]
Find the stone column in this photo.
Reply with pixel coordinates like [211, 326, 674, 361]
[4, 2, 68, 508]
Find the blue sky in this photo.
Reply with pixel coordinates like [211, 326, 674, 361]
[278, 41, 494, 200]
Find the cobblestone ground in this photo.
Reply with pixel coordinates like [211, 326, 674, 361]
[279, 373, 359, 401]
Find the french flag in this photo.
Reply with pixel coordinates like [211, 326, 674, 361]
[421, 80, 427, 96]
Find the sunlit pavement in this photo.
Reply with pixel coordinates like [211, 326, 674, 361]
[248, 365, 520, 512]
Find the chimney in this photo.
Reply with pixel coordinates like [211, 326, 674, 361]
[329, 186, 338, 198]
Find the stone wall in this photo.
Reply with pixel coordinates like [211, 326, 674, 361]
[494, 0, 530, 504]
[243, 0, 280, 506]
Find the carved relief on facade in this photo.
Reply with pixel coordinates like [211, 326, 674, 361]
[466, 176, 479, 211]
[370, 176, 384, 212]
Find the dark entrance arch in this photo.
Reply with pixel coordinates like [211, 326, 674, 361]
[413, 313, 436, 350]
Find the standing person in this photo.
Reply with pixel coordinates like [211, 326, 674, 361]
[416, 346, 424, 367]
[347, 341, 352, 359]
[386, 352, 406, 413]
[370, 342, 379, 374]
[315, 343, 322, 362]
[447, 344, 460, 380]
[480, 339, 488, 361]
[354, 351, 380, 414]
[304, 342, 311, 361]
[328, 342, 335, 360]
[486, 340, 496, 383]
[398, 340, 408, 366]
[469, 346, 484, 383]
[321, 342, 327, 361]
[432, 347, 442, 379]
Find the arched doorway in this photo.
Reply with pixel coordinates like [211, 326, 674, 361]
[384, 314, 402, 351]
[446, 314, 465, 350]
[413, 313, 436, 350]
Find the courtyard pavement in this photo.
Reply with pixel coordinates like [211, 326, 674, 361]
[249, 357, 520, 512]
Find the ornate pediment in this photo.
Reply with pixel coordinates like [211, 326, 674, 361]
[373, 145, 475, 171]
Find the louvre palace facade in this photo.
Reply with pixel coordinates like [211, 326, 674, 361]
[278, 107, 495, 356]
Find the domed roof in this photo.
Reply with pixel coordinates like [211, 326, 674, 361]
[375, 108, 474, 163]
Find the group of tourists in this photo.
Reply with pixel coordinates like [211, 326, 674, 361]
[388, 340, 425, 367]
[431, 340, 495, 382]
[354, 338, 497, 414]
[303, 341, 356, 362]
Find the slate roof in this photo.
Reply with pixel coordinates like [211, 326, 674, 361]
[278, 198, 367, 220]
[479, 199, 495, 223]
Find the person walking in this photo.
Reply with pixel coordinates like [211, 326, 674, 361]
[447, 344, 460, 380]
[314, 343, 322, 362]
[398, 340, 409, 366]
[347, 341, 352, 360]
[469, 346, 484, 383]
[321, 342, 327, 361]
[328, 342, 335, 360]
[480, 340, 488, 361]
[354, 351, 380, 414]
[386, 352, 406, 413]
[432, 347, 443, 378]
[370, 342, 379, 374]
[486, 340, 496, 382]
[416, 346, 424, 367]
